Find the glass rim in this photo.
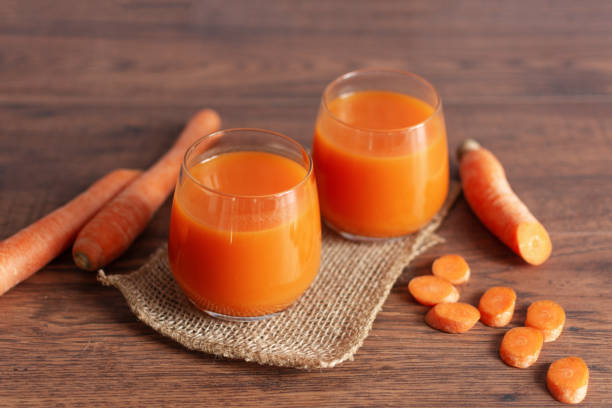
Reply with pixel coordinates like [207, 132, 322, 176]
[181, 127, 313, 199]
[321, 68, 442, 133]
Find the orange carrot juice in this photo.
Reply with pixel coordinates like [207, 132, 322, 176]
[169, 134, 321, 319]
[312, 73, 449, 239]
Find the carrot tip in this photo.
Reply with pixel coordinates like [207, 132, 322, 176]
[73, 251, 93, 271]
[456, 139, 482, 161]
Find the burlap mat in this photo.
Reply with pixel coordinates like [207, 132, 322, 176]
[98, 182, 461, 369]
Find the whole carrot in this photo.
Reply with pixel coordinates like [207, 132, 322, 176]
[72, 109, 221, 271]
[457, 139, 552, 265]
[0, 169, 141, 296]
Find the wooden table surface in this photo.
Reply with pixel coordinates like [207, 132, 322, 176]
[1, 1, 611, 406]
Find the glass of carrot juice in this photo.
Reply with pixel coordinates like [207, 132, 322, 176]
[168, 128, 321, 321]
[312, 69, 449, 240]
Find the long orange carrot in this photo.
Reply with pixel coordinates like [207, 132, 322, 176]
[0, 169, 141, 295]
[72, 109, 221, 271]
[457, 139, 552, 265]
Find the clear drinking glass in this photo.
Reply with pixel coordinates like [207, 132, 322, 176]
[312, 69, 449, 240]
[168, 128, 321, 321]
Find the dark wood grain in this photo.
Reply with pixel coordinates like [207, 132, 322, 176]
[1, 1, 611, 406]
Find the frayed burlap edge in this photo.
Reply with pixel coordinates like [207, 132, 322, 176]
[99, 182, 461, 369]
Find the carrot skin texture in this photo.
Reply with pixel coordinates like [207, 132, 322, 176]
[547, 357, 589, 404]
[72, 109, 221, 271]
[458, 140, 552, 265]
[0, 169, 141, 295]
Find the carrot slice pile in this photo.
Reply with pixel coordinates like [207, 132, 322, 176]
[499, 326, 543, 368]
[478, 286, 516, 327]
[425, 302, 480, 333]
[431, 254, 471, 284]
[525, 300, 566, 342]
[547, 357, 589, 404]
[408, 275, 459, 306]
[458, 139, 552, 265]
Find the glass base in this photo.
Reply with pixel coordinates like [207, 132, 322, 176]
[323, 218, 411, 243]
[187, 297, 282, 322]
[204, 309, 281, 322]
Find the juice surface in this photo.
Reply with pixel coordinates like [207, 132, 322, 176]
[189, 151, 307, 196]
[168, 151, 321, 317]
[312, 90, 449, 237]
[328, 90, 434, 131]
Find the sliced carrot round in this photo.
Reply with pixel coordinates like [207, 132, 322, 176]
[408, 275, 459, 306]
[478, 286, 516, 327]
[499, 326, 543, 368]
[425, 302, 480, 333]
[517, 221, 552, 266]
[525, 300, 566, 342]
[547, 357, 589, 404]
[431, 254, 471, 284]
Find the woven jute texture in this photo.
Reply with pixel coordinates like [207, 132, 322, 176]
[98, 182, 461, 369]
